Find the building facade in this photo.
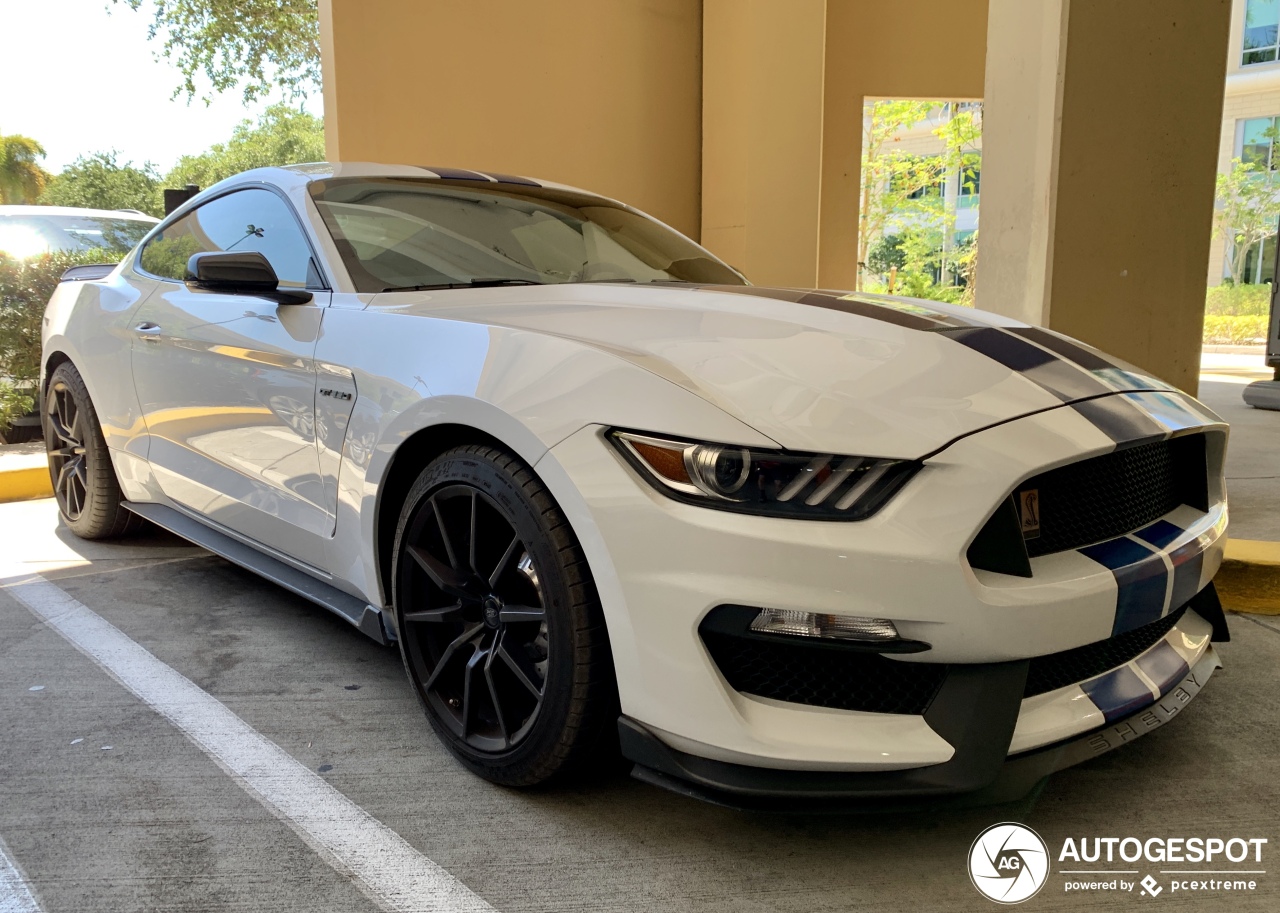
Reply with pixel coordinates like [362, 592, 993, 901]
[1210, 0, 1280, 284]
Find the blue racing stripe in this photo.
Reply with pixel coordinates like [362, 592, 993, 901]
[1134, 640, 1190, 696]
[1135, 518, 1183, 549]
[1079, 537, 1169, 636]
[1080, 665, 1157, 723]
[1167, 538, 1207, 612]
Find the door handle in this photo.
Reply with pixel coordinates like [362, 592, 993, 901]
[135, 322, 162, 340]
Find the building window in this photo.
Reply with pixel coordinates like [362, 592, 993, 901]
[1244, 0, 1280, 66]
[1241, 116, 1280, 168]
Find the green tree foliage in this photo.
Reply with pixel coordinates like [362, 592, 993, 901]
[40, 152, 163, 217]
[0, 250, 108, 431]
[114, 0, 320, 104]
[865, 234, 906, 278]
[858, 102, 982, 300]
[158, 104, 325, 206]
[0, 134, 51, 204]
[1214, 156, 1280, 285]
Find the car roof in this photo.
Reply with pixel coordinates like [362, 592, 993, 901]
[0, 204, 159, 222]
[206, 162, 619, 206]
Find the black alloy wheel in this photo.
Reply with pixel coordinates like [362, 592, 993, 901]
[43, 362, 140, 540]
[392, 445, 616, 786]
[46, 376, 88, 521]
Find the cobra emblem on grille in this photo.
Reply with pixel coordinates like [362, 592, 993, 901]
[1019, 489, 1041, 538]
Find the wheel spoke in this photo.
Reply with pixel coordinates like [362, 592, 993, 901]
[497, 605, 544, 624]
[431, 497, 462, 572]
[498, 642, 544, 698]
[461, 645, 488, 736]
[408, 544, 467, 593]
[468, 490, 478, 574]
[484, 636, 509, 744]
[67, 469, 82, 518]
[402, 602, 467, 625]
[48, 408, 74, 447]
[422, 623, 484, 692]
[55, 460, 72, 495]
[68, 405, 83, 446]
[489, 534, 521, 589]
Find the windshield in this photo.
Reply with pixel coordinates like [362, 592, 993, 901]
[0, 213, 155, 259]
[308, 178, 746, 292]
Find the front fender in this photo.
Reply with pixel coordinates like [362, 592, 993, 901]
[319, 307, 775, 607]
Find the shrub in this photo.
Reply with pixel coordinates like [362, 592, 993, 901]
[0, 249, 114, 435]
[1202, 314, 1270, 345]
[1205, 283, 1271, 317]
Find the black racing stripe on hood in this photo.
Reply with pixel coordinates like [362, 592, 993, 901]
[1010, 326, 1114, 371]
[696, 286, 1168, 412]
[1010, 326, 1176, 393]
[697, 286, 961, 330]
[1071, 396, 1168, 448]
[939, 326, 1114, 402]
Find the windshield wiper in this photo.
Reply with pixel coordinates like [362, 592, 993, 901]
[382, 278, 543, 292]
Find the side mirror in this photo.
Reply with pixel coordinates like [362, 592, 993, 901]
[184, 251, 312, 304]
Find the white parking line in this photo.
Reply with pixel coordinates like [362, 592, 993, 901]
[2, 573, 494, 913]
[0, 835, 43, 913]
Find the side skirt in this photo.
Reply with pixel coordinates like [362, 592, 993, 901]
[122, 501, 392, 645]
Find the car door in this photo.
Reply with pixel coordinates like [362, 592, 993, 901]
[130, 186, 336, 569]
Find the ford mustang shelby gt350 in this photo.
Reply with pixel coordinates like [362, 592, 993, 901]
[41, 163, 1229, 806]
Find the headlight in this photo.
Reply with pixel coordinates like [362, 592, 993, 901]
[610, 430, 919, 520]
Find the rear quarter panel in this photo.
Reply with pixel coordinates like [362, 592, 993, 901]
[42, 261, 158, 457]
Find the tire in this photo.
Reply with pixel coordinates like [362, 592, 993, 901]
[391, 444, 617, 786]
[44, 362, 141, 540]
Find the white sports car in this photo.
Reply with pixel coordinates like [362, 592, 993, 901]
[42, 163, 1230, 808]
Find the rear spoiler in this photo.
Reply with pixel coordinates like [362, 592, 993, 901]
[60, 264, 117, 282]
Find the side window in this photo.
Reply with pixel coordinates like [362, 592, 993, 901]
[139, 188, 318, 288]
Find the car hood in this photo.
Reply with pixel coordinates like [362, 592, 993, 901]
[369, 283, 1175, 459]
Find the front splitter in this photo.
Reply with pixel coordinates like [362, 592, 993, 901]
[622, 649, 1221, 814]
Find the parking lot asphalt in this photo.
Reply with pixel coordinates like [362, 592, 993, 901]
[1, 497, 1278, 913]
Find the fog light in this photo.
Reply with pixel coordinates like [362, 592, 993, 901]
[749, 608, 900, 642]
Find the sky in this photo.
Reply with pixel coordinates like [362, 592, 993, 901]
[0, 0, 322, 174]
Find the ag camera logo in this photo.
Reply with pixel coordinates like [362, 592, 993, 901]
[969, 823, 1050, 904]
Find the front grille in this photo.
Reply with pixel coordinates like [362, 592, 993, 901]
[1023, 605, 1186, 698]
[1020, 435, 1207, 558]
[969, 435, 1209, 574]
[700, 630, 947, 715]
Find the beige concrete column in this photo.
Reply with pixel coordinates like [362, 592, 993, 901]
[977, 0, 1233, 393]
[701, 0, 828, 286]
[317, 0, 703, 238]
[701, 0, 988, 289]
[817, 1, 988, 290]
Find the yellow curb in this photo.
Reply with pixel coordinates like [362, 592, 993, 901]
[0, 462, 53, 503]
[1218, 539, 1280, 616]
